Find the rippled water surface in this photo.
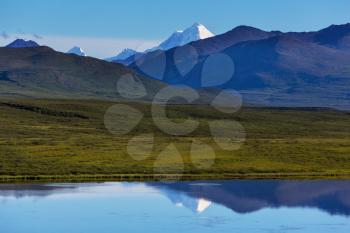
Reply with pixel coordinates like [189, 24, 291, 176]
[1, 180, 350, 233]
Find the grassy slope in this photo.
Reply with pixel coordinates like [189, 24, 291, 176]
[0, 99, 350, 181]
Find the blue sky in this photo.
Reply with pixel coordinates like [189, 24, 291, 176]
[1, 0, 350, 57]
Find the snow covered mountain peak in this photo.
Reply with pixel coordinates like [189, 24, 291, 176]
[189, 22, 215, 39]
[67, 46, 86, 56]
[150, 23, 215, 51]
[107, 23, 214, 62]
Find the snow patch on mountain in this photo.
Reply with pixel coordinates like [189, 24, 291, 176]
[106, 48, 137, 62]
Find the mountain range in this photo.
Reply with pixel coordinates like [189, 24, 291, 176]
[1, 23, 350, 109]
[130, 23, 350, 109]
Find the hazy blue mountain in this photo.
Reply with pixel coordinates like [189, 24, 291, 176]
[286, 23, 350, 51]
[105, 48, 139, 65]
[130, 23, 350, 109]
[6, 39, 39, 48]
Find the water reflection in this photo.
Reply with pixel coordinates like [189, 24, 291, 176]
[1, 181, 350, 233]
[1, 180, 350, 216]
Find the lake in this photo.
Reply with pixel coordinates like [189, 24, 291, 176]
[1, 180, 350, 233]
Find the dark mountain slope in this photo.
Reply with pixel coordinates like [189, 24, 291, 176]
[224, 35, 350, 89]
[0, 46, 165, 99]
[186, 25, 281, 56]
[286, 23, 350, 51]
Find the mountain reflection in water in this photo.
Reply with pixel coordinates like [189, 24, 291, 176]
[148, 180, 350, 216]
[1, 180, 350, 216]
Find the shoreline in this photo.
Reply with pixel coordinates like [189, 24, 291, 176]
[1, 172, 350, 183]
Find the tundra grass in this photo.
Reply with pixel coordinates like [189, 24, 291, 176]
[0, 99, 350, 181]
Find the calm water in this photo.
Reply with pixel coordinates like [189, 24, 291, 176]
[1, 180, 350, 233]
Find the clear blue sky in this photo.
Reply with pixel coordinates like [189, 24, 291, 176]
[1, 0, 349, 57]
